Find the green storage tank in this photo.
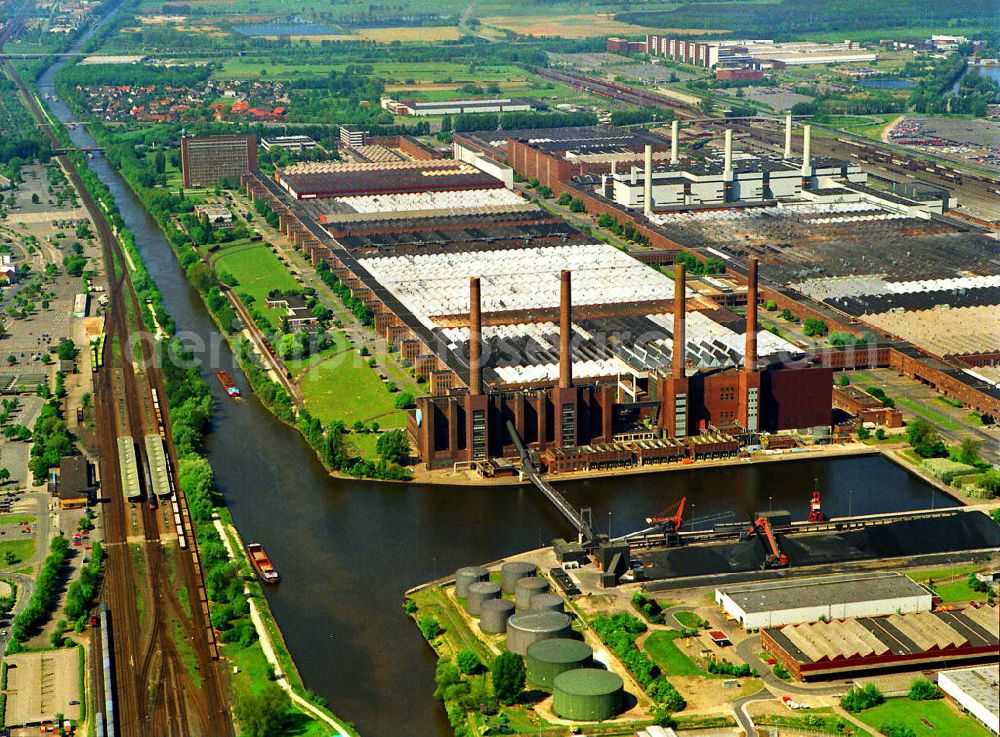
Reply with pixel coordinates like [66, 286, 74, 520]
[525, 638, 592, 688]
[552, 669, 624, 722]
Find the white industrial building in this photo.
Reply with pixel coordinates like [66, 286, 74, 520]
[261, 135, 318, 153]
[938, 665, 999, 735]
[380, 96, 537, 117]
[716, 572, 933, 629]
[452, 143, 515, 188]
[604, 121, 866, 210]
[645, 36, 876, 68]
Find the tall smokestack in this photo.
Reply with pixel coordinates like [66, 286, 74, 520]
[670, 120, 679, 165]
[745, 258, 758, 372]
[469, 276, 483, 395]
[672, 262, 686, 380]
[559, 270, 573, 389]
[801, 124, 812, 178]
[643, 144, 653, 216]
[783, 114, 793, 159]
[723, 129, 733, 182]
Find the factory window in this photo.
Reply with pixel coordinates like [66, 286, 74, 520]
[720, 387, 735, 402]
[560, 403, 576, 448]
[471, 410, 487, 460]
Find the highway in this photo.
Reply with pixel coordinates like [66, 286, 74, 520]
[2, 13, 233, 735]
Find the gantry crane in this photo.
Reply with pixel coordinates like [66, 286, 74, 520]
[745, 514, 788, 568]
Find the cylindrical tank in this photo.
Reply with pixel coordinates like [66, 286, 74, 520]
[526, 638, 592, 688]
[501, 561, 536, 593]
[515, 576, 550, 611]
[466, 581, 501, 616]
[479, 598, 515, 634]
[553, 669, 624, 721]
[528, 593, 564, 614]
[506, 611, 572, 655]
[455, 566, 488, 599]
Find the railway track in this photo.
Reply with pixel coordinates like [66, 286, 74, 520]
[536, 67, 700, 119]
[2, 20, 233, 737]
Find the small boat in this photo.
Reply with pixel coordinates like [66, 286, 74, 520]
[247, 543, 280, 584]
[216, 370, 240, 397]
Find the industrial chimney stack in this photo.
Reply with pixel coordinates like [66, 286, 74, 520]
[469, 276, 483, 395]
[670, 120, 679, 165]
[643, 144, 653, 217]
[801, 124, 812, 178]
[723, 129, 733, 183]
[559, 270, 573, 389]
[673, 262, 686, 380]
[745, 258, 758, 372]
[784, 114, 793, 159]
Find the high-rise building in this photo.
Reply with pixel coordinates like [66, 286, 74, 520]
[180, 135, 257, 188]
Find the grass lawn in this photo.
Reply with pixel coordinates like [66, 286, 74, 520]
[214, 244, 300, 330]
[673, 611, 705, 629]
[644, 630, 711, 678]
[284, 335, 349, 379]
[299, 349, 406, 429]
[347, 431, 380, 461]
[0, 514, 35, 525]
[893, 396, 963, 431]
[909, 566, 990, 602]
[857, 698, 993, 737]
[0, 539, 36, 566]
[933, 579, 990, 603]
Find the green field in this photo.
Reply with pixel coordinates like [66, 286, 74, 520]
[213, 60, 528, 83]
[0, 539, 36, 566]
[815, 113, 899, 140]
[0, 514, 35, 526]
[299, 349, 406, 429]
[644, 630, 712, 678]
[858, 698, 993, 737]
[214, 244, 300, 330]
[910, 566, 991, 603]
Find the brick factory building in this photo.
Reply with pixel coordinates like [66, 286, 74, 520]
[762, 604, 999, 681]
[606, 37, 648, 54]
[180, 134, 257, 188]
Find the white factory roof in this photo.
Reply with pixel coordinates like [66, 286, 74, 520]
[356, 243, 678, 328]
[793, 273, 1000, 301]
[333, 188, 524, 214]
[359, 241, 799, 383]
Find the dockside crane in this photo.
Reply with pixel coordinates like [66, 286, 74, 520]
[646, 496, 686, 546]
[807, 489, 827, 523]
[745, 514, 789, 568]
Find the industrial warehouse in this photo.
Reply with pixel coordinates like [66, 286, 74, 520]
[761, 603, 999, 680]
[715, 572, 934, 629]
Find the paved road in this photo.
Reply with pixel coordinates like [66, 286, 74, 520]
[737, 635, 850, 696]
[732, 688, 773, 737]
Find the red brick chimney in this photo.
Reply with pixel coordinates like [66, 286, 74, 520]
[673, 262, 686, 379]
[746, 257, 758, 372]
[559, 270, 573, 389]
[469, 276, 482, 395]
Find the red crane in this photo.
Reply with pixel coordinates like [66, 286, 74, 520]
[807, 490, 827, 523]
[746, 515, 788, 568]
[646, 496, 686, 531]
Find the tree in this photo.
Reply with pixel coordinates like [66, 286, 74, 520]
[856, 426, 870, 440]
[55, 338, 76, 361]
[779, 308, 794, 321]
[568, 198, 585, 213]
[905, 419, 946, 458]
[0, 468, 10, 485]
[839, 375, 851, 387]
[393, 391, 414, 410]
[492, 651, 526, 705]
[456, 648, 480, 675]
[376, 429, 410, 465]
[954, 438, 981, 466]
[233, 683, 290, 737]
[557, 192, 572, 206]
[908, 678, 942, 701]
[803, 317, 828, 337]
[841, 684, 884, 712]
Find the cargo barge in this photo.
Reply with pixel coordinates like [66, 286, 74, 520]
[247, 543, 280, 584]
[216, 370, 240, 397]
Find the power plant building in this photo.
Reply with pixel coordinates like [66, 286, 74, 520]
[644, 37, 876, 68]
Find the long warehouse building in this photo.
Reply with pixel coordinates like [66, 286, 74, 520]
[716, 572, 933, 629]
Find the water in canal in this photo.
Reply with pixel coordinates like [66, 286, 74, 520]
[36, 30, 955, 737]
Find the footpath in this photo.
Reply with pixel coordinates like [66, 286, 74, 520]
[211, 515, 352, 737]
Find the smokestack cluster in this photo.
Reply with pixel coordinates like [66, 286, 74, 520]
[672, 262, 686, 380]
[559, 270, 573, 389]
[784, 114, 793, 159]
[469, 277, 483, 395]
[643, 144, 653, 216]
[801, 124, 812, 178]
[670, 120, 679, 165]
[723, 129, 733, 183]
[745, 258, 758, 373]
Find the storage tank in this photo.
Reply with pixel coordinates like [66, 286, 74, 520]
[515, 576, 550, 611]
[526, 638, 592, 688]
[455, 566, 488, 599]
[528, 593, 564, 614]
[479, 598, 515, 634]
[501, 561, 536, 593]
[506, 611, 572, 655]
[466, 581, 501, 616]
[553, 669, 624, 721]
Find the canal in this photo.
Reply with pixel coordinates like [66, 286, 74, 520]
[36, 29, 955, 737]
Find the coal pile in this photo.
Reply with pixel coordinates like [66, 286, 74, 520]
[639, 512, 1000, 580]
